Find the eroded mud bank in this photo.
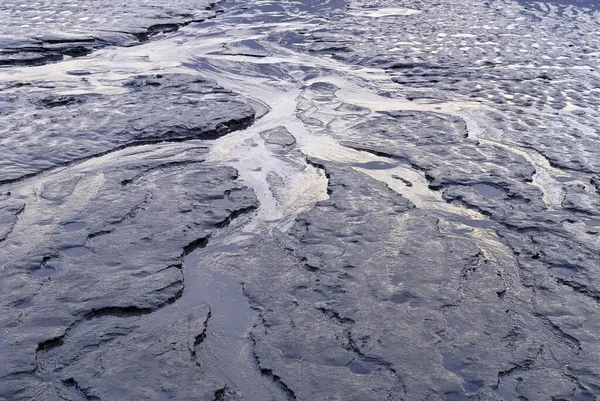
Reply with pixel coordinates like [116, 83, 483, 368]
[1, 0, 599, 400]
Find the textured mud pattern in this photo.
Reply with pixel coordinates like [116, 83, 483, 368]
[0, 0, 222, 66]
[0, 73, 256, 183]
[1, 0, 600, 400]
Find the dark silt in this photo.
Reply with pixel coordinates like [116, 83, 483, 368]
[1, 0, 600, 400]
[516, 0, 600, 8]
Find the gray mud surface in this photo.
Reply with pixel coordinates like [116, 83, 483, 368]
[1, 0, 600, 400]
[0, 0, 221, 67]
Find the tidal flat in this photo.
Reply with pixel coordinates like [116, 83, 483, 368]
[1, 0, 600, 400]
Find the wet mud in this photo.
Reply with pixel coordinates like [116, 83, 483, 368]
[1, 0, 600, 400]
[0, 0, 223, 67]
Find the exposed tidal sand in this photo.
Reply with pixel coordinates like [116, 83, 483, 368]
[1, 0, 600, 400]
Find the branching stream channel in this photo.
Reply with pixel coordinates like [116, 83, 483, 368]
[1, 0, 600, 400]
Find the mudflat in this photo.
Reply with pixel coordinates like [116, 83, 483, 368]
[1, 0, 599, 400]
